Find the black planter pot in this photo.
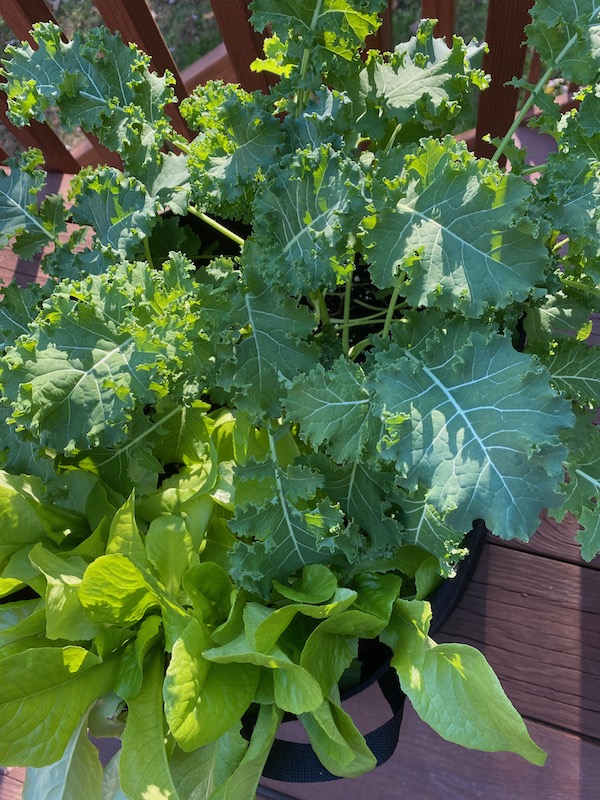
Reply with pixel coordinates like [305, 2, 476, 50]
[259, 520, 487, 783]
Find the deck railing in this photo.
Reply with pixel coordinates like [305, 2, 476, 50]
[0, 0, 534, 172]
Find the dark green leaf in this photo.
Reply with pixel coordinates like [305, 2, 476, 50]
[2, 23, 178, 171]
[365, 138, 549, 316]
[369, 315, 573, 539]
[251, 146, 366, 294]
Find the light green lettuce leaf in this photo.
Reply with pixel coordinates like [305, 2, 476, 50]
[28, 543, 102, 641]
[182, 563, 233, 627]
[22, 708, 103, 800]
[115, 614, 163, 701]
[169, 730, 248, 800]
[146, 516, 197, 598]
[203, 632, 323, 715]
[120, 648, 180, 800]
[300, 697, 376, 778]
[79, 554, 158, 627]
[164, 616, 260, 750]
[382, 599, 547, 765]
[273, 563, 338, 604]
[106, 492, 148, 566]
[0, 646, 118, 767]
[205, 703, 283, 800]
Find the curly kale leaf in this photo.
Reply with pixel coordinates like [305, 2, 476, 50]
[364, 138, 549, 317]
[182, 82, 287, 220]
[368, 314, 574, 540]
[526, 0, 600, 84]
[1, 22, 178, 172]
[249, 0, 386, 57]
[339, 19, 488, 144]
[0, 153, 68, 262]
[549, 409, 600, 561]
[250, 145, 366, 294]
[229, 452, 347, 596]
[68, 167, 159, 259]
[219, 277, 318, 418]
[0, 255, 228, 455]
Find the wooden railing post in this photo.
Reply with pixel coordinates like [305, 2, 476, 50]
[474, 0, 534, 160]
[421, 0, 456, 42]
[209, 0, 270, 93]
[366, 1, 394, 53]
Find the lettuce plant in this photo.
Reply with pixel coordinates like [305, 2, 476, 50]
[0, 0, 598, 796]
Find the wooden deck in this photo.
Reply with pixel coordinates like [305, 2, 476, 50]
[1, 516, 598, 799]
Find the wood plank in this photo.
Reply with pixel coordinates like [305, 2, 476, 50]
[474, 0, 533, 160]
[260, 706, 600, 800]
[0, 768, 25, 800]
[0, 92, 80, 174]
[181, 42, 238, 90]
[366, 1, 394, 53]
[0, 0, 57, 42]
[490, 510, 600, 569]
[209, 0, 270, 92]
[421, 0, 456, 41]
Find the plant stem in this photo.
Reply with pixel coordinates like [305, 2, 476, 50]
[552, 237, 570, 253]
[521, 162, 548, 176]
[384, 123, 403, 155]
[309, 290, 331, 326]
[348, 338, 370, 360]
[143, 236, 155, 270]
[491, 64, 555, 164]
[174, 139, 191, 155]
[381, 270, 406, 339]
[295, 0, 323, 113]
[187, 205, 245, 247]
[342, 276, 352, 354]
[332, 310, 387, 326]
[561, 277, 600, 298]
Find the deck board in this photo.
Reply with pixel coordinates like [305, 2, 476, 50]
[260, 710, 600, 800]
[0, 770, 25, 800]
